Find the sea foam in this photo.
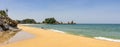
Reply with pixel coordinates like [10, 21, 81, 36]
[21, 24, 35, 25]
[50, 29, 65, 33]
[94, 37, 120, 42]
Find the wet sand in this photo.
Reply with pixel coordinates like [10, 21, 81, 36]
[1, 25, 120, 47]
[0, 30, 34, 46]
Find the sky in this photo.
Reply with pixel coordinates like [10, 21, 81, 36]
[0, 0, 120, 24]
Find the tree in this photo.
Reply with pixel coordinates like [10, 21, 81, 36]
[22, 19, 36, 24]
[71, 21, 73, 24]
[16, 20, 21, 23]
[42, 18, 76, 24]
[0, 10, 8, 16]
[0, 9, 19, 31]
[42, 17, 57, 24]
[70, 21, 76, 24]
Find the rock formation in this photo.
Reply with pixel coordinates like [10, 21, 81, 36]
[0, 10, 19, 31]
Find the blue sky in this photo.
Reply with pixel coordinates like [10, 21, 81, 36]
[0, 0, 120, 23]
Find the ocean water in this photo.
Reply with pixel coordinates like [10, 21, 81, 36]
[24, 24, 120, 42]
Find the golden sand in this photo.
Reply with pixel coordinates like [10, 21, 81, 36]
[1, 25, 120, 47]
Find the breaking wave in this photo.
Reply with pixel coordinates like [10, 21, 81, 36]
[94, 37, 120, 42]
[50, 29, 65, 33]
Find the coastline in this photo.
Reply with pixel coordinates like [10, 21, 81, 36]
[21, 24, 120, 42]
[1, 25, 120, 47]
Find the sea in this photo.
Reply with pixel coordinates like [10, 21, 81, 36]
[24, 24, 120, 42]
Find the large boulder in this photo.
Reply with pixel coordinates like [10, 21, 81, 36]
[0, 10, 19, 31]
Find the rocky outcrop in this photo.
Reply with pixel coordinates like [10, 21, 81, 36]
[0, 10, 19, 31]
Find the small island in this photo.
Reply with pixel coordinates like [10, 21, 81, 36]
[17, 17, 76, 24]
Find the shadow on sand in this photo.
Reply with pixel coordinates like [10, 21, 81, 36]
[0, 30, 20, 45]
[0, 30, 35, 46]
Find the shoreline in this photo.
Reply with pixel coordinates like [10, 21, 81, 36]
[0, 30, 35, 46]
[21, 24, 120, 42]
[48, 29, 120, 42]
[1, 25, 120, 47]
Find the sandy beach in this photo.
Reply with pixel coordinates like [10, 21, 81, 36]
[1, 25, 120, 47]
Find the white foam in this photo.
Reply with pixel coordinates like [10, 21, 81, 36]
[94, 37, 120, 42]
[20, 24, 36, 25]
[50, 29, 65, 33]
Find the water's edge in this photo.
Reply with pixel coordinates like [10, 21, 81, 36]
[0, 31, 35, 46]
[50, 29, 120, 42]
[22, 24, 120, 42]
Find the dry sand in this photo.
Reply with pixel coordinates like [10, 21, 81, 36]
[1, 25, 120, 47]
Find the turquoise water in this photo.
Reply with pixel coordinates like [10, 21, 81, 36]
[25, 24, 120, 40]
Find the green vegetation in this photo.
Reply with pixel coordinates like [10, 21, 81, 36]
[22, 19, 36, 24]
[0, 9, 19, 31]
[17, 17, 76, 24]
[67, 21, 76, 24]
[42, 18, 58, 24]
[42, 17, 76, 24]
[0, 9, 8, 16]
[0, 10, 18, 27]
[17, 19, 36, 24]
